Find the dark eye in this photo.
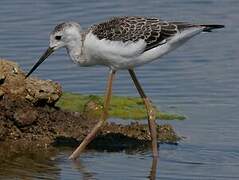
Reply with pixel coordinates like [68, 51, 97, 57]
[55, 36, 62, 40]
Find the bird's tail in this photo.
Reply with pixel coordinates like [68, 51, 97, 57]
[201, 24, 225, 32]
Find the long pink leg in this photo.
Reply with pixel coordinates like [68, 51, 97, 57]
[69, 70, 116, 160]
[128, 69, 158, 157]
[149, 157, 158, 180]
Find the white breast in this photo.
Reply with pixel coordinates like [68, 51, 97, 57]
[83, 32, 146, 69]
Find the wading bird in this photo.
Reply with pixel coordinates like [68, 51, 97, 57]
[26, 16, 224, 160]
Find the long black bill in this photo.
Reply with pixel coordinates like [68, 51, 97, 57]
[25, 47, 54, 78]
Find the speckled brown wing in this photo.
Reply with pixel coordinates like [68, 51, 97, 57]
[90, 16, 187, 52]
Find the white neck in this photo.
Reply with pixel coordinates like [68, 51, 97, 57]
[66, 35, 85, 63]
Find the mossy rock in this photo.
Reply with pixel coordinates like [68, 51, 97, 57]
[56, 92, 185, 120]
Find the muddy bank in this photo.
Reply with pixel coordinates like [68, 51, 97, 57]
[0, 59, 180, 160]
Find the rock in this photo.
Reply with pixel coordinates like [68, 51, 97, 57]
[0, 59, 181, 160]
[83, 100, 103, 119]
[14, 108, 38, 127]
[0, 59, 62, 105]
[0, 121, 8, 141]
[25, 78, 62, 105]
[0, 89, 4, 98]
[0, 74, 5, 84]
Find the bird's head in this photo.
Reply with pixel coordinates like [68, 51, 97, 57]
[26, 22, 82, 78]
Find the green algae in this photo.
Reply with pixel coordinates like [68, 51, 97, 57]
[56, 92, 185, 120]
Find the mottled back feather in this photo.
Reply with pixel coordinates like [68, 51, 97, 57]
[90, 16, 198, 52]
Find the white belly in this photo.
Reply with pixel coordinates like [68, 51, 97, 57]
[82, 28, 203, 70]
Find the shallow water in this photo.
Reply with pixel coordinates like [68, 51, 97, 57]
[0, 0, 239, 179]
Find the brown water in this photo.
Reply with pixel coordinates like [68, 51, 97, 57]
[0, 0, 239, 179]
